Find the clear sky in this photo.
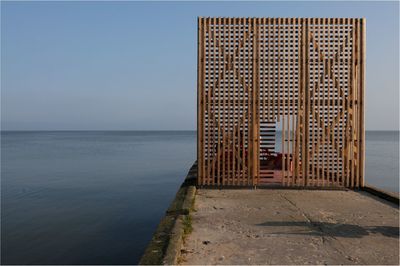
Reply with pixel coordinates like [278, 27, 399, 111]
[1, 1, 399, 130]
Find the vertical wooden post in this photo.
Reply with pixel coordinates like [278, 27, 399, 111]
[251, 18, 259, 185]
[199, 17, 206, 186]
[244, 18, 250, 185]
[340, 18, 346, 187]
[221, 18, 226, 186]
[317, 18, 322, 186]
[267, 18, 271, 122]
[233, 18, 238, 186]
[300, 18, 306, 186]
[350, 18, 357, 188]
[310, 17, 316, 186]
[321, 18, 327, 186]
[294, 17, 301, 186]
[205, 18, 211, 186]
[290, 18, 296, 186]
[272, 20, 276, 123]
[210, 18, 215, 186]
[326, 19, 332, 186]
[262, 18, 266, 122]
[304, 18, 310, 186]
[227, 17, 232, 185]
[360, 18, 366, 187]
[353, 19, 362, 188]
[256, 18, 261, 185]
[197, 17, 202, 186]
[277, 18, 281, 123]
[286, 17, 291, 186]
[280, 18, 286, 184]
[241, 18, 246, 185]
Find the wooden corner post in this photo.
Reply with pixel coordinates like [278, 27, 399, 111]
[197, 17, 204, 186]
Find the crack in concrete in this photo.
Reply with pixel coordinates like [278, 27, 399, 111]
[278, 192, 363, 264]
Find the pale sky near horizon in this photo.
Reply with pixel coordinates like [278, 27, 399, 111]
[1, 1, 399, 130]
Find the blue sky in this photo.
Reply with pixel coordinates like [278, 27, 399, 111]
[1, 1, 399, 130]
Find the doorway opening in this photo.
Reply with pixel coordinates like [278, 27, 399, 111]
[259, 121, 293, 185]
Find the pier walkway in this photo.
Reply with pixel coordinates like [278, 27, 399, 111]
[180, 189, 399, 265]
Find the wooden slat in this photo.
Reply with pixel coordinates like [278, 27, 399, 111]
[256, 17, 261, 185]
[290, 17, 296, 186]
[268, 18, 272, 122]
[328, 19, 333, 186]
[240, 18, 244, 185]
[203, 17, 207, 186]
[211, 18, 219, 186]
[333, 17, 339, 186]
[301, 18, 306, 186]
[327, 19, 332, 186]
[241, 17, 246, 185]
[250, 17, 254, 185]
[234, 18, 239, 186]
[305, 18, 310, 186]
[227, 17, 232, 185]
[356, 18, 361, 188]
[316, 17, 322, 186]
[285, 17, 290, 185]
[295, 17, 301, 186]
[246, 18, 251, 185]
[262, 18, 266, 122]
[210, 18, 215, 186]
[321, 18, 326, 187]
[284, 18, 290, 185]
[360, 18, 366, 187]
[252, 16, 256, 185]
[280, 18, 286, 184]
[340, 17, 346, 187]
[355, 18, 360, 188]
[277, 18, 281, 122]
[206, 18, 212, 185]
[272, 20, 276, 122]
[345, 18, 351, 187]
[310, 17, 315, 186]
[197, 17, 204, 185]
[285, 18, 290, 186]
[350, 18, 356, 188]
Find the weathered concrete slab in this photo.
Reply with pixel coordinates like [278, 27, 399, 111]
[180, 189, 399, 265]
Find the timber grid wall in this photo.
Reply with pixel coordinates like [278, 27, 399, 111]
[197, 17, 366, 188]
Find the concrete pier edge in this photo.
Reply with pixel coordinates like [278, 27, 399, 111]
[139, 162, 197, 265]
[362, 184, 399, 205]
[139, 162, 398, 264]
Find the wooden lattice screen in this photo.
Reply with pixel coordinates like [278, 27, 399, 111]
[197, 18, 365, 188]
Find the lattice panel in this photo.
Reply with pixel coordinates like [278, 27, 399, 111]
[198, 18, 257, 186]
[198, 18, 365, 188]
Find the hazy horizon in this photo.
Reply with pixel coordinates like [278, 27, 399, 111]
[2, 1, 399, 131]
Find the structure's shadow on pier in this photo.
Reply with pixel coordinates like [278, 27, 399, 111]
[256, 221, 399, 238]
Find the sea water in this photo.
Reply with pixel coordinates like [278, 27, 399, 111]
[1, 131, 398, 264]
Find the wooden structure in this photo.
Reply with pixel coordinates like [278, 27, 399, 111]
[197, 17, 366, 188]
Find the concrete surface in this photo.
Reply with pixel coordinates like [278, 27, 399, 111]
[139, 163, 197, 265]
[180, 189, 399, 265]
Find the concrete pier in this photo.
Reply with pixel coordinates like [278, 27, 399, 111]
[180, 189, 399, 265]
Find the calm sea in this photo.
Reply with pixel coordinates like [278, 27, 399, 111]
[1, 131, 398, 265]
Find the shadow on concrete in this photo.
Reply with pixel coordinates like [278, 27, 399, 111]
[256, 221, 399, 238]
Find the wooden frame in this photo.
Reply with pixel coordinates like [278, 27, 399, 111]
[197, 17, 366, 188]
